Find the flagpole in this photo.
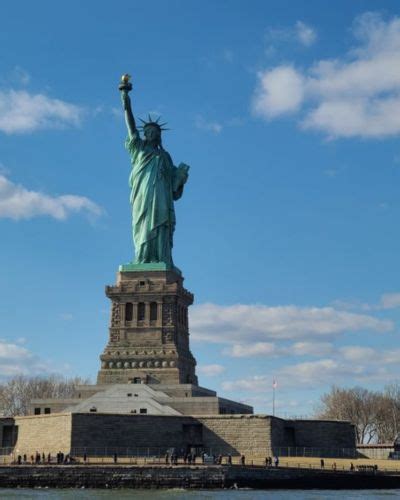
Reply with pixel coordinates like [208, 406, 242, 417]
[272, 379, 276, 416]
[272, 384, 275, 416]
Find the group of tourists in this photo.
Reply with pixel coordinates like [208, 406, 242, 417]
[163, 452, 281, 467]
[15, 451, 74, 465]
[320, 458, 378, 472]
[13, 450, 282, 468]
[165, 451, 180, 465]
[164, 451, 238, 466]
[265, 456, 279, 467]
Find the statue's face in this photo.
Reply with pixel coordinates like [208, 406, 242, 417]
[144, 125, 161, 143]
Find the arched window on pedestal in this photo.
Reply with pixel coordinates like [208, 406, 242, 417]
[138, 302, 145, 321]
[125, 302, 133, 322]
[150, 302, 158, 321]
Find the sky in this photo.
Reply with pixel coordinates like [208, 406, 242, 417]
[0, 0, 400, 416]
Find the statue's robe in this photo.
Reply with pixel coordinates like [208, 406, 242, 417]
[125, 131, 187, 266]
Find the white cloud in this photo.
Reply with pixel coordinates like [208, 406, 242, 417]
[252, 66, 304, 118]
[197, 364, 225, 376]
[0, 90, 83, 134]
[0, 340, 49, 377]
[380, 349, 400, 364]
[0, 173, 102, 221]
[380, 292, 400, 309]
[339, 345, 376, 362]
[222, 346, 400, 393]
[296, 21, 317, 47]
[223, 342, 276, 357]
[190, 303, 392, 344]
[265, 21, 316, 49]
[222, 375, 270, 393]
[332, 291, 400, 312]
[0, 342, 32, 360]
[222, 341, 333, 358]
[195, 116, 222, 134]
[291, 341, 334, 357]
[254, 12, 400, 138]
[302, 97, 400, 138]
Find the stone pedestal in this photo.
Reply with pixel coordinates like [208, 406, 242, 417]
[97, 269, 198, 385]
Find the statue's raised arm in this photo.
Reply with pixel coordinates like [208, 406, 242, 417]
[119, 74, 136, 139]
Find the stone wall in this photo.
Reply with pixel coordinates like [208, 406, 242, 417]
[290, 419, 356, 448]
[70, 414, 191, 452]
[69, 414, 270, 456]
[198, 415, 271, 457]
[1, 413, 356, 458]
[270, 416, 290, 448]
[159, 385, 216, 398]
[270, 417, 356, 453]
[169, 398, 219, 415]
[357, 445, 394, 459]
[0, 465, 399, 490]
[218, 397, 253, 414]
[13, 413, 72, 456]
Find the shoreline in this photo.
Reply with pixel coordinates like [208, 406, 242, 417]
[0, 465, 399, 490]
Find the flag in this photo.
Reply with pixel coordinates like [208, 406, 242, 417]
[272, 379, 277, 389]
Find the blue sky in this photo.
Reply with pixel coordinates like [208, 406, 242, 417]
[0, 0, 400, 416]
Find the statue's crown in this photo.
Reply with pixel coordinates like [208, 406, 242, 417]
[138, 114, 169, 131]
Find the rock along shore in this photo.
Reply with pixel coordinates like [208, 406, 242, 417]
[0, 465, 399, 490]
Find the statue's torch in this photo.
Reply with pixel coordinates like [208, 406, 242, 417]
[119, 74, 132, 92]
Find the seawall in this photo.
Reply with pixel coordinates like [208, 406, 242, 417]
[0, 465, 399, 489]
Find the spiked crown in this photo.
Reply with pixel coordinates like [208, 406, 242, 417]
[138, 114, 169, 132]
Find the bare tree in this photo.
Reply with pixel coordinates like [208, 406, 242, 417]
[316, 386, 381, 443]
[316, 385, 400, 444]
[0, 375, 90, 417]
[377, 383, 400, 443]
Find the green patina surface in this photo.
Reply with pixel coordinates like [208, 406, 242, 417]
[119, 75, 189, 268]
[119, 262, 182, 275]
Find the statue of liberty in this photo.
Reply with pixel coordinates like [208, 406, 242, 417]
[119, 75, 189, 269]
